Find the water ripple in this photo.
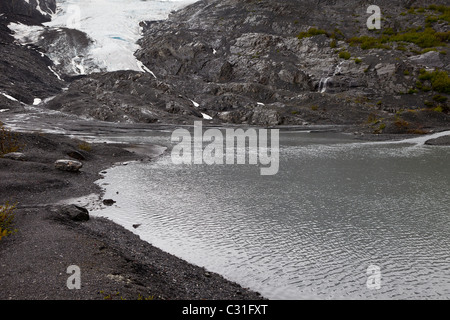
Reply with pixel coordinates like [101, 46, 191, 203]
[92, 132, 450, 299]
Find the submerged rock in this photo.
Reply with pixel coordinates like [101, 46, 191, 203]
[103, 199, 116, 206]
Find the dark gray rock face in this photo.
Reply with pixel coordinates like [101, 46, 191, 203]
[0, 0, 55, 24]
[131, 0, 449, 128]
[0, 43, 64, 104]
[0, 0, 63, 105]
[45, 71, 204, 124]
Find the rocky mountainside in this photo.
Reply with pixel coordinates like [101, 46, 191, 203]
[0, 0, 63, 109]
[134, 0, 450, 132]
[1, 0, 449, 133]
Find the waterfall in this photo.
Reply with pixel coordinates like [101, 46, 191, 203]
[318, 77, 330, 93]
[318, 61, 344, 93]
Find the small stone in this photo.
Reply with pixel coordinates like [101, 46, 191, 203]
[55, 160, 83, 172]
[132, 224, 141, 229]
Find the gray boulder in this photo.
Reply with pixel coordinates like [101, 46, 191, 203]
[2, 152, 26, 161]
[425, 135, 450, 146]
[408, 51, 445, 69]
[55, 159, 83, 172]
[59, 205, 90, 222]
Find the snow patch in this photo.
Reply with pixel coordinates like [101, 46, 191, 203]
[1, 93, 18, 102]
[48, 66, 62, 81]
[190, 100, 200, 108]
[201, 113, 213, 120]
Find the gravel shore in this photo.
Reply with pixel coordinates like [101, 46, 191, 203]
[0, 131, 264, 300]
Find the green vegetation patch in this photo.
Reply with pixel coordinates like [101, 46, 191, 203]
[0, 123, 23, 156]
[418, 69, 450, 94]
[0, 202, 17, 241]
[297, 27, 328, 40]
[348, 27, 449, 50]
[347, 35, 391, 50]
[427, 4, 450, 23]
[339, 51, 351, 60]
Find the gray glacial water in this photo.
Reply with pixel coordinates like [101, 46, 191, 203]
[90, 130, 450, 300]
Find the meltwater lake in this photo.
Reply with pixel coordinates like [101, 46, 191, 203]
[90, 130, 450, 300]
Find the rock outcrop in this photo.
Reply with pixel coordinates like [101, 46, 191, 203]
[132, 0, 449, 129]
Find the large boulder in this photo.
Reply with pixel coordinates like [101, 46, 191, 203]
[425, 135, 450, 146]
[58, 204, 90, 222]
[54, 159, 83, 172]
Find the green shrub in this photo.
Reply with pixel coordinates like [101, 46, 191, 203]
[0, 123, 23, 156]
[390, 28, 447, 48]
[366, 113, 382, 124]
[373, 122, 386, 134]
[347, 35, 390, 50]
[348, 27, 448, 50]
[339, 51, 351, 60]
[433, 95, 448, 103]
[424, 100, 434, 107]
[0, 202, 17, 241]
[78, 141, 92, 152]
[418, 70, 450, 94]
[297, 27, 328, 40]
[428, 4, 450, 23]
[425, 15, 439, 24]
[383, 28, 396, 35]
[394, 118, 410, 129]
[331, 28, 345, 40]
[433, 105, 444, 112]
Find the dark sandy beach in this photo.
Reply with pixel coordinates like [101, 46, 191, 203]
[0, 131, 263, 300]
